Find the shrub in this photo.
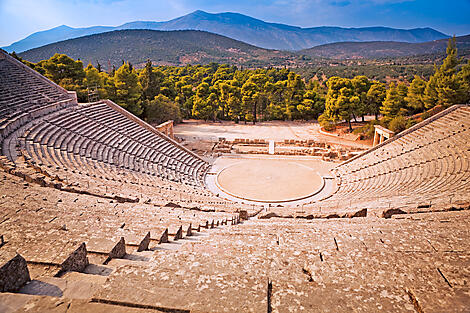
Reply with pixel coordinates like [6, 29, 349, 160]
[406, 118, 418, 129]
[353, 120, 380, 139]
[388, 115, 407, 133]
[318, 114, 336, 131]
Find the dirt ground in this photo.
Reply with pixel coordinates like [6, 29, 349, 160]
[211, 155, 336, 203]
[174, 120, 371, 149]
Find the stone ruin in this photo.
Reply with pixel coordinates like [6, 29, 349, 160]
[0, 48, 469, 312]
[214, 137, 366, 161]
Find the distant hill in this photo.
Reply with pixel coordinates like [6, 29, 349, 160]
[4, 10, 449, 52]
[4, 25, 115, 54]
[18, 29, 296, 67]
[300, 35, 470, 59]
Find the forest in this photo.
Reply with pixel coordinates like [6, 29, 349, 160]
[11, 37, 470, 137]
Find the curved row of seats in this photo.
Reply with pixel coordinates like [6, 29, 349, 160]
[0, 50, 221, 202]
[312, 105, 470, 212]
[19, 102, 208, 187]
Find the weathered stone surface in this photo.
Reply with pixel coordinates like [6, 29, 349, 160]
[60, 243, 89, 273]
[0, 55, 469, 313]
[86, 237, 126, 261]
[239, 210, 248, 220]
[347, 208, 367, 218]
[137, 232, 150, 252]
[165, 202, 182, 208]
[108, 237, 126, 260]
[383, 208, 406, 218]
[0, 252, 30, 292]
[0, 294, 157, 313]
[259, 212, 279, 219]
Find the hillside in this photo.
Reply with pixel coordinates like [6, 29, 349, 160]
[18, 29, 297, 67]
[3, 25, 115, 54]
[4, 10, 448, 52]
[300, 35, 470, 59]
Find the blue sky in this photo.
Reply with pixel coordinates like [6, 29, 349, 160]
[1, 0, 470, 46]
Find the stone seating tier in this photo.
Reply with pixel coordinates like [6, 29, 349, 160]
[302, 105, 470, 215]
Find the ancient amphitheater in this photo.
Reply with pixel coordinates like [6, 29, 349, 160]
[0, 49, 469, 312]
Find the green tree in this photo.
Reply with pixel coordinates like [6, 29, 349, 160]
[192, 82, 216, 120]
[366, 81, 386, 120]
[380, 83, 408, 118]
[114, 63, 142, 116]
[217, 82, 233, 119]
[139, 60, 163, 100]
[39, 53, 86, 101]
[101, 72, 116, 100]
[144, 94, 181, 125]
[351, 75, 372, 121]
[266, 81, 287, 120]
[388, 115, 408, 133]
[84, 64, 101, 87]
[424, 37, 466, 108]
[405, 75, 427, 112]
[241, 81, 259, 124]
[423, 72, 439, 109]
[284, 72, 305, 120]
[225, 81, 242, 121]
[175, 84, 194, 118]
[84, 63, 107, 100]
[458, 60, 470, 103]
[323, 77, 359, 131]
[297, 87, 324, 120]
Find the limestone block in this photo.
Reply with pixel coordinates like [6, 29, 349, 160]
[60, 243, 89, 273]
[0, 252, 30, 292]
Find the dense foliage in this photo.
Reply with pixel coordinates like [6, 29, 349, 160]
[11, 37, 470, 133]
[318, 37, 470, 134]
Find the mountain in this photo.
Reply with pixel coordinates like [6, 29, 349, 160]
[4, 25, 115, 54]
[299, 35, 470, 59]
[3, 10, 449, 52]
[18, 29, 296, 67]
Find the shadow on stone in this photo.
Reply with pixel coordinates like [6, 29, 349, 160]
[84, 264, 113, 276]
[123, 254, 149, 262]
[20, 280, 63, 297]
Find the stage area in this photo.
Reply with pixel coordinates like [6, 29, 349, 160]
[209, 156, 336, 203]
[174, 119, 370, 149]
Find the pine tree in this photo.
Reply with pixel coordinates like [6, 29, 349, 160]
[139, 60, 162, 100]
[424, 37, 466, 108]
[405, 75, 427, 112]
[145, 94, 181, 124]
[457, 60, 470, 103]
[423, 70, 439, 109]
[84, 64, 101, 87]
[323, 77, 359, 132]
[366, 81, 386, 120]
[114, 63, 142, 116]
[192, 82, 215, 120]
[380, 83, 407, 118]
[351, 75, 371, 121]
[241, 81, 259, 124]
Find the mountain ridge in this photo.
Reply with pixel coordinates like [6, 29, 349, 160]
[17, 29, 297, 68]
[299, 35, 470, 59]
[3, 10, 449, 52]
[18, 29, 469, 72]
